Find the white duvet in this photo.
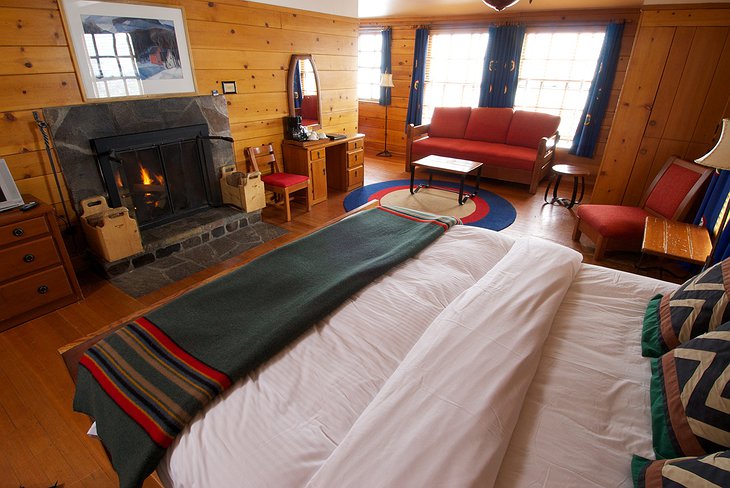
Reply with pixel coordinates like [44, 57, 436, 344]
[155, 226, 677, 487]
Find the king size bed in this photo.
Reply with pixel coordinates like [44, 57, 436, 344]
[62, 204, 730, 488]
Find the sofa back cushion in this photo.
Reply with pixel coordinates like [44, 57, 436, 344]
[505, 111, 561, 149]
[464, 108, 514, 143]
[428, 107, 472, 139]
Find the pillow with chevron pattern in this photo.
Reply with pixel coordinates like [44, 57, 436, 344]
[650, 322, 730, 459]
[642, 259, 730, 357]
[631, 451, 730, 487]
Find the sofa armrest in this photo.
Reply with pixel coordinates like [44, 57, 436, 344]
[529, 131, 560, 194]
[405, 123, 430, 171]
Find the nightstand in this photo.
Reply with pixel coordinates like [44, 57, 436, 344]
[0, 197, 82, 331]
[641, 216, 712, 268]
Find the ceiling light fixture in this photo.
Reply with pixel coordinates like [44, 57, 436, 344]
[482, 0, 519, 11]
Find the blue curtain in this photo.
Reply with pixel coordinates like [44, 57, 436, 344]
[379, 28, 392, 106]
[694, 170, 730, 263]
[293, 61, 302, 109]
[478, 24, 525, 108]
[570, 22, 625, 158]
[406, 27, 429, 126]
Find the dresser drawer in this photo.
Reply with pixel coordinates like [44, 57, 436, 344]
[0, 266, 74, 322]
[347, 150, 364, 169]
[348, 139, 364, 151]
[346, 166, 364, 187]
[0, 236, 61, 281]
[0, 216, 49, 246]
[309, 148, 325, 161]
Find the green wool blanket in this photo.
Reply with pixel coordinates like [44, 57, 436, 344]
[73, 206, 458, 488]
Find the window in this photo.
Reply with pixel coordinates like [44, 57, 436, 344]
[422, 31, 489, 124]
[85, 32, 143, 98]
[514, 29, 605, 147]
[358, 32, 383, 101]
[298, 60, 317, 96]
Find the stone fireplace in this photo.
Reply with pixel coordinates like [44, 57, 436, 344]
[43, 96, 286, 296]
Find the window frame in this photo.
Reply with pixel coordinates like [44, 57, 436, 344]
[513, 25, 607, 148]
[421, 28, 489, 124]
[357, 29, 384, 103]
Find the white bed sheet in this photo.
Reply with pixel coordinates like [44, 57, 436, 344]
[158, 225, 514, 487]
[494, 264, 677, 488]
[158, 225, 679, 488]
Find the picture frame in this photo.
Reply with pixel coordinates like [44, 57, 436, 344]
[0, 159, 24, 213]
[59, 0, 196, 100]
[221, 81, 237, 94]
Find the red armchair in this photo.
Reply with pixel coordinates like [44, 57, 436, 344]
[572, 156, 712, 260]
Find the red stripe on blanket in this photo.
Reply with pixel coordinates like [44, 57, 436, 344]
[377, 206, 451, 230]
[135, 317, 232, 390]
[79, 354, 175, 447]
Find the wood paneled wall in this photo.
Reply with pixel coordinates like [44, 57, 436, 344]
[592, 5, 730, 206]
[0, 0, 358, 226]
[358, 9, 641, 179]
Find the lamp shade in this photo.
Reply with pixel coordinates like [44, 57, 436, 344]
[696, 119, 730, 170]
[379, 73, 394, 88]
[482, 0, 519, 11]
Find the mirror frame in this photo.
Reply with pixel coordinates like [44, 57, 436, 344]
[287, 54, 323, 129]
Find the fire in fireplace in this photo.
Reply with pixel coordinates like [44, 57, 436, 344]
[92, 125, 223, 230]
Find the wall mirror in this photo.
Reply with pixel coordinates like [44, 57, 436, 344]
[287, 54, 322, 129]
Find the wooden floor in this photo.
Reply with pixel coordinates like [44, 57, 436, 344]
[0, 154, 682, 488]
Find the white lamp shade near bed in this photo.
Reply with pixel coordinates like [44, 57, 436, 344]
[379, 73, 394, 88]
[695, 118, 730, 268]
[695, 119, 730, 170]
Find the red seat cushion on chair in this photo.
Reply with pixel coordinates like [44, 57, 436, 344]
[262, 172, 308, 188]
[576, 205, 650, 239]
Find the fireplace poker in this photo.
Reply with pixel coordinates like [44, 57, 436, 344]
[33, 111, 75, 234]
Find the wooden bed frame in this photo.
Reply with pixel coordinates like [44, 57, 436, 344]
[58, 200, 380, 383]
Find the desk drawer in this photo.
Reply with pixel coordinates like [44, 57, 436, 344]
[0, 217, 49, 246]
[346, 166, 364, 187]
[348, 139, 364, 151]
[309, 148, 325, 161]
[0, 265, 73, 321]
[347, 150, 363, 168]
[0, 236, 61, 281]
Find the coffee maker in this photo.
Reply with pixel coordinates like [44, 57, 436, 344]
[284, 116, 307, 141]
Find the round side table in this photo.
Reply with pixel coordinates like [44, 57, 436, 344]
[544, 164, 590, 209]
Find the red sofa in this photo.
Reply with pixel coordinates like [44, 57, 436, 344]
[406, 107, 560, 194]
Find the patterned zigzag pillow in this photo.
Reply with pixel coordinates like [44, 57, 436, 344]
[650, 322, 730, 459]
[632, 451, 730, 487]
[642, 259, 730, 357]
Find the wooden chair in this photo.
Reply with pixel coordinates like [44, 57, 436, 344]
[246, 143, 311, 222]
[572, 156, 712, 260]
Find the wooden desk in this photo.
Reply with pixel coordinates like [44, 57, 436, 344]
[282, 134, 365, 205]
[642, 216, 712, 266]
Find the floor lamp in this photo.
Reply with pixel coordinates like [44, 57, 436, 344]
[377, 73, 395, 157]
[696, 118, 730, 269]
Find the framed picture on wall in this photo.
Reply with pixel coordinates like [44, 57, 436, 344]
[59, 0, 196, 100]
[0, 159, 24, 212]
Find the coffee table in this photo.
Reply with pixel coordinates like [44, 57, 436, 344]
[409, 155, 483, 205]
